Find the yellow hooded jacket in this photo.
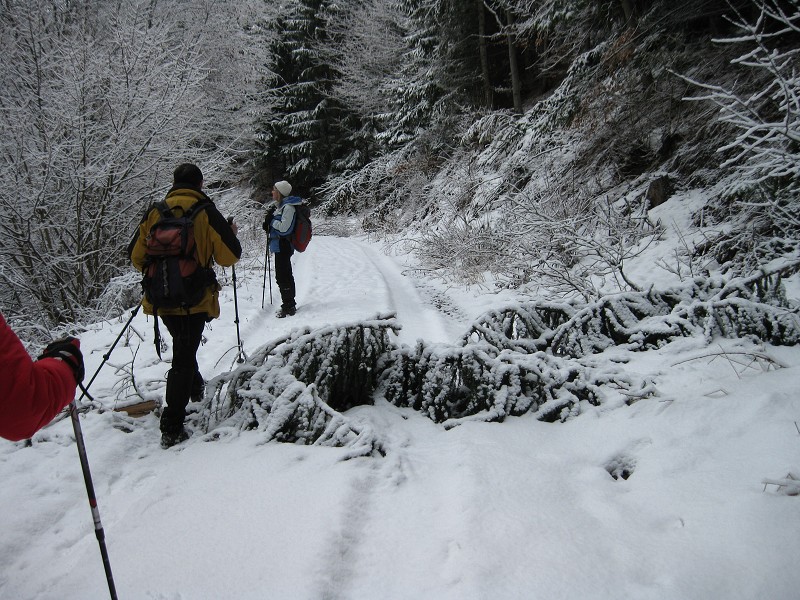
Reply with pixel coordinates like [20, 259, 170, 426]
[127, 188, 242, 319]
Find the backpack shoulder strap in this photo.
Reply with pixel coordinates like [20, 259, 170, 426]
[154, 201, 174, 218]
[154, 196, 211, 221]
[183, 199, 211, 220]
[184, 199, 215, 268]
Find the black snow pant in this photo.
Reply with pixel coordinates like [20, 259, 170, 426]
[274, 238, 296, 310]
[160, 312, 207, 434]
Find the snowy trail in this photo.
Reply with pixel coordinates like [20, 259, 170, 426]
[81, 235, 472, 408]
[1, 235, 799, 599]
[0, 234, 485, 600]
[215, 235, 466, 372]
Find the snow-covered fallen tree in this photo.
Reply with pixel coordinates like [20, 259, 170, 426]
[467, 262, 800, 358]
[381, 340, 655, 425]
[192, 268, 799, 447]
[193, 315, 399, 457]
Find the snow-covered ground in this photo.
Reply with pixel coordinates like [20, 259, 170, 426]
[1, 226, 799, 599]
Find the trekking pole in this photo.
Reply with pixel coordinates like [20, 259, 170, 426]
[267, 248, 273, 305]
[77, 304, 141, 404]
[69, 399, 118, 600]
[230, 263, 245, 363]
[261, 243, 269, 309]
[228, 217, 246, 363]
[64, 304, 139, 600]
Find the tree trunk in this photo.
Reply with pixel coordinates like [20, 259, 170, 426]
[477, 0, 492, 107]
[620, 0, 635, 22]
[506, 10, 522, 115]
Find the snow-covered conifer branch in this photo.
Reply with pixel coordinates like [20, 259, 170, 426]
[486, 274, 800, 358]
[194, 315, 399, 454]
[462, 301, 576, 352]
[196, 271, 798, 444]
[382, 337, 653, 424]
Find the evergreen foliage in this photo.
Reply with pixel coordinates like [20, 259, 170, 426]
[195, 316, 399, 455]
[388, 0, 483, 144]
[195, 266, 799, 446]
[382, 340, 645, 425]
[253, 0, 364, 193]
[387, 267, 799, 424]
[467, 261, 800, 359]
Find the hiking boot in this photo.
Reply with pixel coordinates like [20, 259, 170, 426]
[190, 377, 206, 404]
[276, 306, 296, 318]
[160, 428, 189, 449]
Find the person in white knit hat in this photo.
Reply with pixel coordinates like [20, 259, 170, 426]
[263, 180, 301, 317]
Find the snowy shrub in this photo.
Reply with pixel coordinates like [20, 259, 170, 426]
[195, 316, 398, 455]
[92, 272, 143, 321]
[463, 301, 576, 352]
[680, 0, 800, 274]
[708, 1, 800, 191]
[382, 340, 652, 425]
[497, 187, 659, 299]
[311, 214, 355, 238]
[414, 218, 505, 284]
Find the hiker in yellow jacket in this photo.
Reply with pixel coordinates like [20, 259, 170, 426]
[127, 163, 241, 448]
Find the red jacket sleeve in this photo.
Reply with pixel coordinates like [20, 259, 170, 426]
[0, 313, 78, 441]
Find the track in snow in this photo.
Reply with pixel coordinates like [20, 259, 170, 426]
[224, 235, 469, 360]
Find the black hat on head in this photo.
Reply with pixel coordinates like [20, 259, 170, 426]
[173, 163, 203, 190]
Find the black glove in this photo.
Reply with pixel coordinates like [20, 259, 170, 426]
[263, 207, 276, 232]
[38, 337, 85, 383]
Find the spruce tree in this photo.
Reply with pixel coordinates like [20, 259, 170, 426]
[255, 0, 358, 193]
[383, 0, 485, 153]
